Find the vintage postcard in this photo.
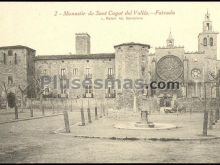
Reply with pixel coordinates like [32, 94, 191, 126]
[0, 1, 220, 163]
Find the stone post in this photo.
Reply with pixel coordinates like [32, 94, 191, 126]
[87, 100, 92, 123]
[141, 111, 149, 123]
[95, 106, 98, 120]
[80, 101, 85, 126]
[15, 105, 18, 119]
[215, 109, 219, 122]
[203, 111, 208, 135]
[30, 98, 33, 117]
[203, 83, 208, 136]
[40, 94, 45, 116]
[133, 95, 137, 113]
[100, 103, 103, 118]
[63, 111, 70, 133]
[209, 110, 213, 129]
[71, 100, 73, 112]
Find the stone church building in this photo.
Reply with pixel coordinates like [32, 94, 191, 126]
[0, 12, 219, 110]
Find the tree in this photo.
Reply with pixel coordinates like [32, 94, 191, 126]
[18, 85, 30, 112]
[0, 81, 9, 110]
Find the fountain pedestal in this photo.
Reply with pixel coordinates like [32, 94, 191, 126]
[141, 111, 149, 123]
[134, 110, 155, 128]
[114, 109, 177, 130]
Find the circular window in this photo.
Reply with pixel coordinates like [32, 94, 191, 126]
[191, 68, 201, 80]
[156, 55, 183, 81]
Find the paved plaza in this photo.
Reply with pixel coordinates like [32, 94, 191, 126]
[1, 108, 220, 163]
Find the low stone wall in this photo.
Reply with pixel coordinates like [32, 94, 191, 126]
[25, 98, 116, 112]
[177, 98, 218, 112]
[23, 97, 219, 113]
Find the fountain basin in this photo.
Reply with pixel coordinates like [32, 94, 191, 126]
[113, 122, 178, 130]
[134, 121, 155, 128]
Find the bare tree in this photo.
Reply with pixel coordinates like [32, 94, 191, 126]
[18, 85, 30, 112]
[0, 81, 9, 110]
[32, 74, 46, 115]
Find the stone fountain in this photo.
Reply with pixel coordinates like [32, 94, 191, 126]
[113, 98, 177, 130]
[134, 110, 155, 128]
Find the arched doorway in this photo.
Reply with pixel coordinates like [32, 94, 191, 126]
[159, 94, 172, 107]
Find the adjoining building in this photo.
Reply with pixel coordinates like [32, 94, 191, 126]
[0, 12, 219, 111]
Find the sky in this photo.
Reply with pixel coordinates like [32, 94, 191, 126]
[0, 2, 220, 59]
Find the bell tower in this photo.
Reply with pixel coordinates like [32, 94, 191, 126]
[203, 11, 212, 32]
[166, 31, 174, 48]
[198, 11, 218, 60]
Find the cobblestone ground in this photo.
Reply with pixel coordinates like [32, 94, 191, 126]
[0, 109, 220, 163]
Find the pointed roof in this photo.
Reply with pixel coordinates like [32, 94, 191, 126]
[167, 31, 174, 41]
[205, 10, 210, 21]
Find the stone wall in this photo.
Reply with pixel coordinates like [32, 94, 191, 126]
[114, 43, 150, 110]
[35, 54, 115, 99]
[0, 47, 35, 99]
[177, 97, 218, 112]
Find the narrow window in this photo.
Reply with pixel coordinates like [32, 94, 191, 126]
[210, 37, 213, 46]
[86, 85, 92, 94]
[207, 23, 210, 30]
[108, 87, 111, 94]
[108, 68, 113, 75]
[61, 68, 66, 76]
[73, 68, 78, 76]
[85, 68, 92, 79]
[8, 50, 13, 56]
[203, 37, 207, 46]
[3, 53, 6, 64]
[14, 53, 17, 64]
[86, 68, 91, 74]
[8, 76, 13, 85]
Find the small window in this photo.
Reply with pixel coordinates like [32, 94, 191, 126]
[43, 69, 47, 75]
[86, 68, 91, 74]
[8, 50, 13, 56]
[210, 37, 213, 46]
[44, 86, 49, 95]
[108, 68, 113, 75]
[61, 68, 66, 76]
[85, 85, 92, 94]
[14, 53, 17, 64]
[203, 37, 207, 46]
[207, 23, 210, 30]
[8, 76, 13, 85]
[128, 45, 134, 50]
[3, 53, 6, 64]
[73, 68, 78, 76]
[87, 60, 89, 63]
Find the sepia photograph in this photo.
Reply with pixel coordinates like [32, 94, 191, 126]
[0, 1, 220, 163]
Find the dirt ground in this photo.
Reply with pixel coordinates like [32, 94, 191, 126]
[1, 110, 220, 163]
